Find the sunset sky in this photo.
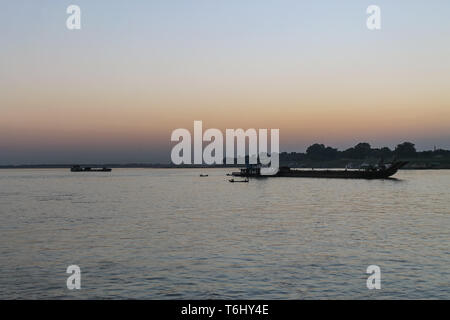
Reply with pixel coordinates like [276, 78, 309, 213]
[1, 0, 449, 164]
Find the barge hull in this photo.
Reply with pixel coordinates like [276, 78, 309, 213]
[232, 161, 408, 179]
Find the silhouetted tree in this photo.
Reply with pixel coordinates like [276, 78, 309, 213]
[342, 142, 372, 159]
[395, 142, 416, 157]
[372, 147, 393, 159]
[306, 143, 338, 160]
[380, 147, 393, 158]
[354, 142, 372, 158]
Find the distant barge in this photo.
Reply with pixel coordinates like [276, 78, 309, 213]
[71, 165, 112, 172]
[231, 161, 408, 179]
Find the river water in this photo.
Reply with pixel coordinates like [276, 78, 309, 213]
[0, 169, 449, 299]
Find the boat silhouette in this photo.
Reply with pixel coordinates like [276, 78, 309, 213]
[70, 165, 112, 172]
[229, 178, 249, 183]
[231, 161, 408, 179]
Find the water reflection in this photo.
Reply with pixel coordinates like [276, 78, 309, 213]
[0, 169, 449, 299]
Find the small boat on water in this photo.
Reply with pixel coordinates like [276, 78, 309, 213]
[229, 178, 249, 183]
[230, 161, 408, 179]
[71, 165, 112, 172]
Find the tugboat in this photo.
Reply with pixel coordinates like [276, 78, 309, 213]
[70, 165, 112, 172]
[231, 161, 408, 179]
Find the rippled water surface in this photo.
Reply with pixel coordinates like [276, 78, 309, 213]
[0, 169, 449, 299]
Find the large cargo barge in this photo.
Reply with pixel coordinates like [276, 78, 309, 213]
[231, 161, 408, 179]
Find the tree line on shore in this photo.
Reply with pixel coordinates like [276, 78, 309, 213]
[281, 142, 450, 161]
